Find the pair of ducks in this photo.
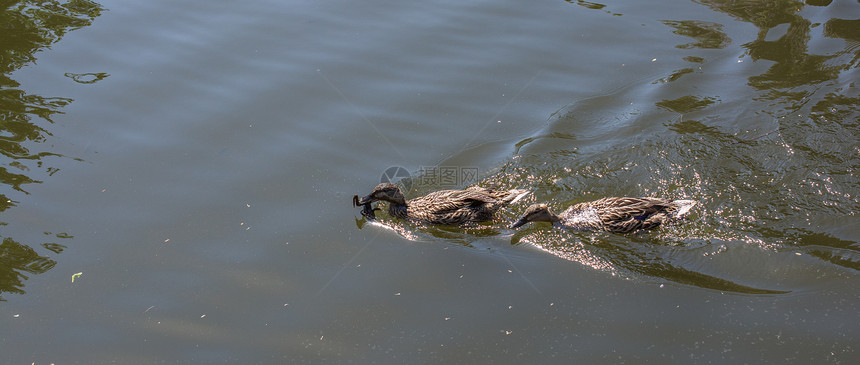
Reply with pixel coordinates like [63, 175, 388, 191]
[354, 183, 696, 233]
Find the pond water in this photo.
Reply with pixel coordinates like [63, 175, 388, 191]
[1, 0, 859, 363]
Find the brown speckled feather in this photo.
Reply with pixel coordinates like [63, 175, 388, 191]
[572, 197, 676, 233]
[360, 183, 528, 225]
[512, 197, 696, 233]
[393, 189, 516, 225]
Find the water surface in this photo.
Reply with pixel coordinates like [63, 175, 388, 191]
[1, 0, 859, 363]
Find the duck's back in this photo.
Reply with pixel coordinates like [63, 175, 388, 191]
[560, 197, 694, 233]
[401, 188, 524, 225]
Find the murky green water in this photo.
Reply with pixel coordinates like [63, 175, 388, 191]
[1, 0, 859, 363]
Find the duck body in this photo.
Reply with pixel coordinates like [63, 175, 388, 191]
[356, 183, 528, 225]
[511, 197, 696, 233]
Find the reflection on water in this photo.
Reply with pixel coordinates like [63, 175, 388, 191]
[354, 201, 516, 247]
[64, 72, 110, 84]
[354, 1, 860, 288]
[467, 0, 859, 293]
[0, 236, 68, 299]
[662, 20, 731, 50]
[825, 17, 860, 43]
[0, 0, 105, 300]
[565, 0, 623, 16]
[695, 0, 855, 92]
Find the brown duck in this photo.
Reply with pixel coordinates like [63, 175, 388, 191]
[510, 197, 696, 233]
[355, 183, 528, 225]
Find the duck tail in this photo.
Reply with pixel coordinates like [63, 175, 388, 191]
[670, 199, 697, 218]
[506, 189, 530, 205]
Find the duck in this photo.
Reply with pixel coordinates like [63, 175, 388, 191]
[355, 183, 529, 225]
[510, 197, 696, 233]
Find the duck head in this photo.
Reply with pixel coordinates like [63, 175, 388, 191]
[510, 203, 558, 229]
[356, 183, 407, 206]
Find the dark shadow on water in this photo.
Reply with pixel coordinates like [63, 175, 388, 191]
[511, 227, 791, 295]
[0, 0, 105, 301]
[793, 230, 860, 271]
[639, 264, 790, 294]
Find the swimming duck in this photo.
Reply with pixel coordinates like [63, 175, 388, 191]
[510, 197, 696, 233]
[355, 183, 528, 225]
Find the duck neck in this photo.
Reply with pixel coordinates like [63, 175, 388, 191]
[546, 209, 561, 223]
[388, 202, 409, 219]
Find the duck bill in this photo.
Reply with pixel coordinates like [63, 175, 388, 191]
[356, 194, 377, 206]
[509, 218, 529, 229]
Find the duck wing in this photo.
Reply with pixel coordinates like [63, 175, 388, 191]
[421, 189, 499, 205]
[587, 197, 676, 233]
[406, 189, 502, 224]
